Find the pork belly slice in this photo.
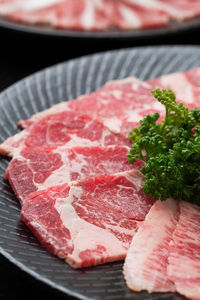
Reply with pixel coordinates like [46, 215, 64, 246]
[1, 0, 200, 31]
[167, 201, 200, 300]
[148, 68, 200, 109]
[124, 0, 200, 21]
[103, 0, 168, 31]
[18, 77, 164, 138]
[3, 0, 111, 31]
[21, 170, 154, 268]
[156, 0, 200, 20]
[5, 145, 143, 205]
[0, 112, 131, 157]
[124, 199, 179, 293]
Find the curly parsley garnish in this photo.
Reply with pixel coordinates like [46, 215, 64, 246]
[128, 88, 200, 204]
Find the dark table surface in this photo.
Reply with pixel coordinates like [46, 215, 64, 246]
[0, 25, 200, 300]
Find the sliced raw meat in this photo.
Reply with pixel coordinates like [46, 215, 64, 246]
[5, 145, 142, 204]
[122, 0, 200, 21]
[21, 170, 154, 268]
[0, 112, 131, 157]
[104, 0, 168, 30]
[155, 0, 200, 20]
[124, 198, 179, 293]
[18, 77, 143, 128]
[4, 0, 110, 31]
[68, 78, 164, 136]
[168, 201, 200, 300]
[148, 68, 200, 109]
[1, 0, 200, 31]
[0, 0, 63, 13]
[18, 77, 165, 138]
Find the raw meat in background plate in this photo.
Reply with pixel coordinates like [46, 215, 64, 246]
[102, 0, 168, 30]
[1, 0, 111, 31]
[1, 0, 200, 31]
[5, 145, 143, 204]
[21, 170, 154, 268]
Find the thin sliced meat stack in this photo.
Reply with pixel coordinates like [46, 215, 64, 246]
[148, 68, 200, 109]
[0, 111, 131, 157]
[124, 199, 179, 293]
[21, 170, 154, 268]
[6, 146, 143, 204]
[168, 201, 200, 300]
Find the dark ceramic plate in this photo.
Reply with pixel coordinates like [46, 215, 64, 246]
[0, 46, 199, 300]
[1, 15, 200, 39]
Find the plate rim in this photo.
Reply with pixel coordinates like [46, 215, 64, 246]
[0, 45, 200, 300]
[1, 14, 200, 39]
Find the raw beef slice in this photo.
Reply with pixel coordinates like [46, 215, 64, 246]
[2, 0, 200, 31]
[124, 199, 179, 293]
[19, 68, 200, 139]
[148, 67, 200, 109]
[155, 0, 200, 20]
[168, 201, 200, 300]
[0, 111, 131, 157]
[5, 146, 143, 204]
[18, 77, 164, 137]
[104, 0, 168, 30]
[21, 170, 154, 268]
[4, 0, 111, 31]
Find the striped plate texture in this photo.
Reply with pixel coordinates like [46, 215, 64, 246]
[0, 46, 199, 300]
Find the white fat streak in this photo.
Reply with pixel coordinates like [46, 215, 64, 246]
[29, 101, 70, 123]
[125, 0, 178, 18]
[120, 4, 141, 28]
[0, 129, 29, 157]
[159, 73, 195, 104]
[125, 0, 161, 7]
[55, 184, 127, 266]
[0, 0, 63, 14]
[100, 90, 124, 101]
[168, 201, 200, 278]
[102, 117, 123, 134]
[23, 0, 63, 11]
[118, 170, 144, 191]
[81, 0, 95, 30]
[132, 80, 150, 91]
[124, 99, 164, 123]
[105, 76, 141, 87]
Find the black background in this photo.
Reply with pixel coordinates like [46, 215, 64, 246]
[0, 24, 200, 300]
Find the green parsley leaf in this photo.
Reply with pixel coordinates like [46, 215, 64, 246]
[128, 88, 200, 204]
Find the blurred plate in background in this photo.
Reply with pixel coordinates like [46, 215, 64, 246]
[1, 15, 200, 40]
